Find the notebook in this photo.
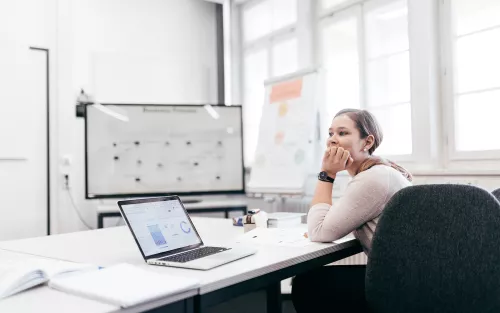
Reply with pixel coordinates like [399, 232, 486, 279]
[48, 263, 200, 308]
[0, 256, 98, 300]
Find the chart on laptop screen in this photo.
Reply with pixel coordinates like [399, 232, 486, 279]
[122, 200, 201, 257]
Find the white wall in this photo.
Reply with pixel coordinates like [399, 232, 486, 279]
[0, 0, 58, 240]
[0, 0, 218, 237]
[53, 0, 219, 234]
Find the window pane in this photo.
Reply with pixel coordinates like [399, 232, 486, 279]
[320, 0, 351, 11]
[454, 0, 500, 36]
[455, 90, 500, 151]
[370, 103, 412, 155]
[455, 28, 500, 94]
[365, 0, 409, 59]
[271, 37, 298, 77]
[242, 0, 272, 42]
[366, 51, 410, 107]
[243, 49, 268, 164]
[321, 17, 360, 126]
[272, 0, 297, 31]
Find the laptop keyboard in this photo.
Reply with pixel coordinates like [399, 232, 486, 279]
[159, 246, 231, 263]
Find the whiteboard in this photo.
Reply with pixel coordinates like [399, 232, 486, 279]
[85, 104, 244, 198]
[247, 69, 319, 195]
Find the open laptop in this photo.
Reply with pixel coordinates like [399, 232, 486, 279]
[117, 196, 256, 270]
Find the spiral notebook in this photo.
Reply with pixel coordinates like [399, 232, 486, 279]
[48, 263, 200, 308]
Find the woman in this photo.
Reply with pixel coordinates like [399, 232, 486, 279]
[291, 109, 412, 313]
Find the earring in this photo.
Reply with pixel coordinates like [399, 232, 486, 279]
[364, 148, 367, 151]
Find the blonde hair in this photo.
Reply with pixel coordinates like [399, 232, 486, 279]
[334, 109, 413, 182]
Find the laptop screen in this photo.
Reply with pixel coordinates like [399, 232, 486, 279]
[120, 199, 202, 257]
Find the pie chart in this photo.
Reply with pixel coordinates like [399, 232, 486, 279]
[180, 221, 191, 234]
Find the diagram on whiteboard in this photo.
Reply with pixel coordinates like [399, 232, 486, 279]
[248, 71, 318, 194]
[86, 105, 244, 197]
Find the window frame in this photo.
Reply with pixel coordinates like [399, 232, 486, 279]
[318, 0, 416, 161]
[237, 0, 500, 173]
[239, 0, 300, 166]
[317, 4, 364, 146]
[440, 0, 500, 161]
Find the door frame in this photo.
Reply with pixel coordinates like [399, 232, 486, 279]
[29, 47, 50, 235]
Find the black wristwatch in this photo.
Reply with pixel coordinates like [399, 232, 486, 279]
[318, 171, 335, 183]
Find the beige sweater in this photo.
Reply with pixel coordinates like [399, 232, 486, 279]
[308, 165, 412, 255]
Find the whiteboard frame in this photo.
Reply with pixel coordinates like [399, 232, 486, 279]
[84, 103, 246, 199]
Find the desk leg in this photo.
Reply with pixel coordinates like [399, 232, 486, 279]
[266, 282, 282, 313]
[193, 295, 206, 313]
[98, 214, 104, 229]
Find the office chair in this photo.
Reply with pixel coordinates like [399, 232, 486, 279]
[365, 184, 500, 313]
[492, 188, 500, 201]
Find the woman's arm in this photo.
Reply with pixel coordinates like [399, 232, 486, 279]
[311, 180, 335, 206]
[307, 169, 390, 242]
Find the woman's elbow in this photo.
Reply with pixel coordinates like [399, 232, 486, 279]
[308, 233, 326, 242]
[308, 228, 333, 242]
[308, 226, 343, 242]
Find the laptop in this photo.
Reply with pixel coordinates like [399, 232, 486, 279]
[117, 196, 256, 270]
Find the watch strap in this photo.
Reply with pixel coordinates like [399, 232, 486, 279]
[318, 171, 335, 183]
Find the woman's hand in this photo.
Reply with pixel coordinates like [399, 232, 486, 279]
[321, 147, 354, 177]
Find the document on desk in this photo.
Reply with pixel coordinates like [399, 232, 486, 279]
[234, 227, 314, 247]
[234, 228, 356, 247]
[48, 263, 200, 308]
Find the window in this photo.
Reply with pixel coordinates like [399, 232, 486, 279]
[243, 49, 268, 164]
[242, 1, 272, 42]
[240, 0, 299, 165]
[364, 0, 412, 155]
[271, 37, 298, 77]
[319, 0, 412, 156]
[451, 0, 500, 152]
[320, 12, 360, 134]
[242, 0, 297, 43]
[320, 0, 352, 11]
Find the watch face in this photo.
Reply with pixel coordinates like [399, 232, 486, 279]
[319, 171, 327, 179]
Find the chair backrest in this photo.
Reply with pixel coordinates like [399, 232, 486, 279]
[492, 188, 500, 201]
[366, 184, 500, 313]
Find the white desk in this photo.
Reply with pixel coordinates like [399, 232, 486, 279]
[0, 218, 361, 313]
[0, 285, 117, 313]
[97, 199, 248, 228]
[0, 249, 196, 313]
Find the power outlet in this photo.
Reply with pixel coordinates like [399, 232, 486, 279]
[63, 174, 70, 190]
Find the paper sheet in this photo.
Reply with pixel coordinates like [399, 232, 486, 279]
[235, 228, 356, 247]
[234, 227, 314, 247]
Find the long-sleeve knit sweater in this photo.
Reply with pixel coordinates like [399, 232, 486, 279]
[308, 165, 412, 255]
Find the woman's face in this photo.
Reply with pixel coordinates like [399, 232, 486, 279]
[327, 114, 368, 161]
